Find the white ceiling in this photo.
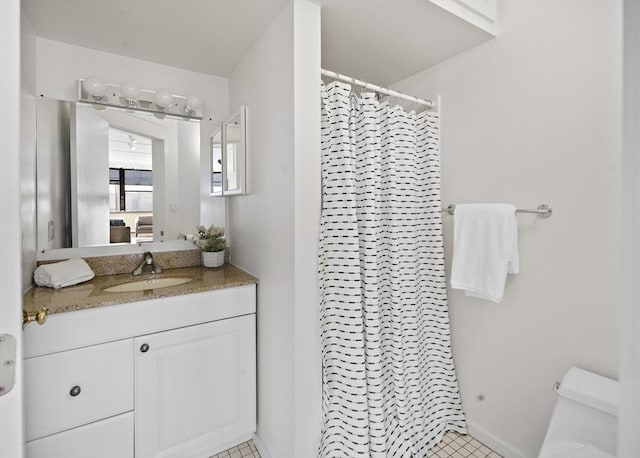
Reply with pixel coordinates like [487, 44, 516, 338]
[22, 0, 289, 77]
[23, 0, 493, 86]
[109, 128, 153, 170]
[320, 0, 493, 86]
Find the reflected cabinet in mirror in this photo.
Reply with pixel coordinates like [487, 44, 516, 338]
[36, 97, 201, 251]
[210, 106, 247, 196]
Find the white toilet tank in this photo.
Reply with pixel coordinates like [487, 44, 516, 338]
[538, 367, 618, 458]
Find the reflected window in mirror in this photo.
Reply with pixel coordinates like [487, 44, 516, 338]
[108, 129, 154, 242]
[109, 169, 153, 213]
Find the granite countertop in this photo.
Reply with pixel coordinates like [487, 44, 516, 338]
[23, 264, 258, 315]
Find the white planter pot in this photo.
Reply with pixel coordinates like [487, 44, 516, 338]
[202, 251, 225, 268]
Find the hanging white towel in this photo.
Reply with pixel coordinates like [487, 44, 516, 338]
[34, 258, 95, 289]
[450, 204, 519, 303]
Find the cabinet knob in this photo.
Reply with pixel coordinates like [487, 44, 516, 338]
[23, 307, 49, 328]
[140, 343, 150, 353]
[69, 385, 81, 397]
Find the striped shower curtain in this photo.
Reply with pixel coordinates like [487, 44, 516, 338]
[319, 81, 466, 457]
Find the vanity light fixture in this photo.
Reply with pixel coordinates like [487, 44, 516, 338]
[121, 81, 142, 108]
[78, 78, 204, 120]
[82, 76, 107, 100]
[185, 94, 203, 115]
[154, 89, 174, 109]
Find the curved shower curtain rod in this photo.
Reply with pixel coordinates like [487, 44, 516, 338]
[321, 68, 435, 109]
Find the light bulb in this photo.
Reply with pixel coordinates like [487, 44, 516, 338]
[184, 94, 203, 114]
[120, 81, 141, 107]
[83, 76, 106, 100]
[155, 89, 174, 109]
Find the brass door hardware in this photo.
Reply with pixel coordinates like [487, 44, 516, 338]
[23, 307, 49, 328]
[0, 334, 16, 396]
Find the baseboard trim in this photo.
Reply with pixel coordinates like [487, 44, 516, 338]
[252, 433, 272, 458]
[253, 421, 528, 458]
[467, 420, 530, 458]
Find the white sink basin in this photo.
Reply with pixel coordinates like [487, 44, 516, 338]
[103, 277, 192, 293]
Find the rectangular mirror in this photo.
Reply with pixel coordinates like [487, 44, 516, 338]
[36, 97, 201, 252]
[210, 106, 247, 197]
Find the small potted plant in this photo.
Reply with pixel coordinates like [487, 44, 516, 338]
[194, 225, 226, 268]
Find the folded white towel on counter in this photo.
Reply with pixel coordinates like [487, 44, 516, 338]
[33, 258, 95, 289]
[450, 204, 519, 303]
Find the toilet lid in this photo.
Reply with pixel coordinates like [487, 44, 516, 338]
[539, 440, 614, 458]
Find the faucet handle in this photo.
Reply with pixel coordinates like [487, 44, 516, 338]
[133, 251, 162, 275]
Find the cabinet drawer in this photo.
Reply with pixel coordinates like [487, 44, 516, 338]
[26, 411, 134, 458]
[25, 339, 134, 441]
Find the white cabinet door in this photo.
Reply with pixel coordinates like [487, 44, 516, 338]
[0, 3, 25, 456]
[26, 412, 134, 458]
[135, 315, 256, 458]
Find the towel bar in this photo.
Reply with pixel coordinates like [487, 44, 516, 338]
[442, 204, 553, 218]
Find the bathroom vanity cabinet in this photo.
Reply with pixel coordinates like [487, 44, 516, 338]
[23, 284, 256, 458]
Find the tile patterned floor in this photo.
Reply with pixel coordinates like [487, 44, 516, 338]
[430, 432, 502, 458]
[210, 440, 260, 458]
[212, 432, 501, 458]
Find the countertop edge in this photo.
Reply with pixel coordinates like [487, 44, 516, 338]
[23, 264, 258, 315]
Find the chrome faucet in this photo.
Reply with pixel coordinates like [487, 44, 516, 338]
[133, 251, 163, 276]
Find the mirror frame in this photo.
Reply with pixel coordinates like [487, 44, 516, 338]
[210, 106, 248, 197]
[37, 240, 197, 261]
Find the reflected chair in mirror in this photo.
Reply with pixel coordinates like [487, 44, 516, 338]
[109, 219, 131, 243]
[135, 216, 153, 237]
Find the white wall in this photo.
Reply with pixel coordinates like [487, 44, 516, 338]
[71, 104, 110, 246]
[35, 38, 228, 120]
[176, 120, 202, 237]
[20, 11, 37, 291]
[33, 38, 228, 245]
[392, 2, 622, 457]
[229, 4, 295, 455]
[228, 1, 321, 456]
[620, 0, 640, 455]
[36, 99, 71, 251]
[292, 2, 322, 456]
